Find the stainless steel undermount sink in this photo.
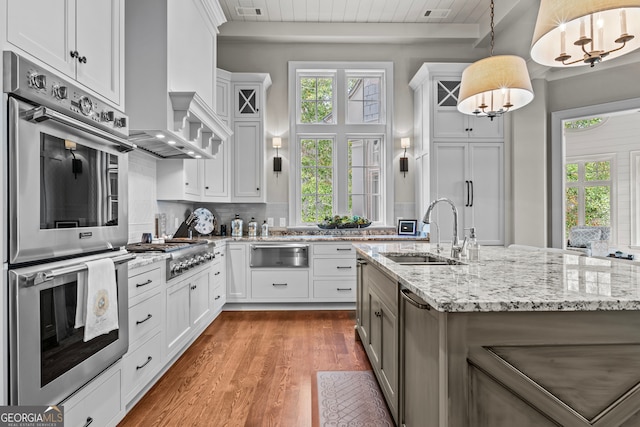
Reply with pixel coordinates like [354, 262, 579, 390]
[380, 253, 463, 266]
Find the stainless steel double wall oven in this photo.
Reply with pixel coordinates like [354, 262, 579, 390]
[3, 51, 135, 405]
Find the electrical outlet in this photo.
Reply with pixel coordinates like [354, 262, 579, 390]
[279, 217, 286, 227]
[267, 217, 274, 227]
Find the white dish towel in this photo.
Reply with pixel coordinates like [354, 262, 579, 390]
[77, 258, 119, 342]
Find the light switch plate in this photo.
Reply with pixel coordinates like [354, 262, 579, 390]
[279, 218, 286, 227]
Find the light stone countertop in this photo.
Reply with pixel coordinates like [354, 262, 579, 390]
[353, 242, 640, 313]
[195, 235, 429, 243]
[128, 253, 169, 269]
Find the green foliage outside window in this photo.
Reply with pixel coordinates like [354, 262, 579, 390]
[564, 117, 603, 129]
[300, 77, 333, 123]
[565, 160, 611, 236]
[300, 138, 333, 223]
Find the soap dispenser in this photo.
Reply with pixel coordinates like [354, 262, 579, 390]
[468, 227, 479, 261]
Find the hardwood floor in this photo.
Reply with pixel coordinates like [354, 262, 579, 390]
[119, 310, 371, 427]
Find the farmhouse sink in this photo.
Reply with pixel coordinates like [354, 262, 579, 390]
[380, 253, 463, 266]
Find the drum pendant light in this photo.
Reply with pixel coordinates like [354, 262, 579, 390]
[457, 0, 534, 120]
[531, 0, 640, 68]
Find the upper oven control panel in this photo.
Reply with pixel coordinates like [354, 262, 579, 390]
[3, 51, 129, 139]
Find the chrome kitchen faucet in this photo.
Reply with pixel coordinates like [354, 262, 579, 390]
[422, 198, 468, 259]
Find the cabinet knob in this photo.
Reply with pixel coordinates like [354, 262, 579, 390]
[374, 311, 382, 317]
[205, 186, 209, 189]
[256, 187, 260, 191]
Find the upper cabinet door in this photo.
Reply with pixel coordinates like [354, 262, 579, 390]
[234, 84, 261, 119]
[6, 0, 76, 78]
[75, 0, 122, 104]
[6, 0, 124, 106]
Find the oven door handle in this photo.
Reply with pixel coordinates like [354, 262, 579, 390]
[23, 106, 135, 153]
[26, 253, 136, 286]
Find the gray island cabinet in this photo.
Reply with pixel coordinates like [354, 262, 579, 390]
[354, 242, 640, 427]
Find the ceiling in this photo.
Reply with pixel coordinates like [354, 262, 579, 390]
[216, 0, 537, 45]
[218, 0, 490, 24]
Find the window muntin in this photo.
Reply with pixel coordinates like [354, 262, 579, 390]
[298, 75, 335, 124]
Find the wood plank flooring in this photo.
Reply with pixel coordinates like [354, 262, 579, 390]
[119, 310, 371, 427]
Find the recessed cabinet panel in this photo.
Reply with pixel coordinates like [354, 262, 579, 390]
[75, 0, 121, 104]
[233, 121, 262, 200]
[6, 0, 76, 78]
[6, 0, 123, 105]
[432, 142, 504, 245]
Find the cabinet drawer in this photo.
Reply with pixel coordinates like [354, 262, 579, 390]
[313, 280, 356, 300]
[366, 264, 397, 310]
[251, 270, 309, 299]
[123, 331, 162, 404]
[212, 283, 226, 313]
[129, 292, 162, 346]
[64, 364, 122, 427]
[313, 243, 355, 256]
[128, 265, 162, 301]
[313, 258, 356, 276]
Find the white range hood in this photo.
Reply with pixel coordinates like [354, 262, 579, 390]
[129, 92, 232, 159]
[125, 0, 230, 160]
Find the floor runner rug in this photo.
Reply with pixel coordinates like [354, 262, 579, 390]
[316, 370, 394, 426]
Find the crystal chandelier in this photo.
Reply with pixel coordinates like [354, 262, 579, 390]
[457, 0, 534, 120]
[531, 0, 640, 68]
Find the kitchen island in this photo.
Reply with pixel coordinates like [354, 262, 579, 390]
[353, 242, 640, 427]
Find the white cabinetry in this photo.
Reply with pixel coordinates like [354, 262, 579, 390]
[156, 159, 203, 202]
[226, 243, 248, 301]
[432, 78, 503, 140]
[229, 75, 271, 202]
[62, 361, 124, 427]
[410, 63, 505, 242]
[166, 266, 210, 361]
[251, 270, 310, 299]
[431, 142, 504, 245]
[312, 243, 356, 301]
[6, 0, 123, 105]
[156, 71, 271, 203]
[210, 245, 227, 316]
[124, 261, 164, 406]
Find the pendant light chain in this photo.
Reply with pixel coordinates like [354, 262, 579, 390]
[489, 0, 495, 56]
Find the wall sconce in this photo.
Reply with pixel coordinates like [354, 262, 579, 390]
[272, 137, 282, 174]
[400, 138, 410, 178]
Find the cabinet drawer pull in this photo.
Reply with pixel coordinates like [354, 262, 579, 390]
[401, 288, 431, 310]
[136, 279, 153, 288]
[374, 311, 382, 317]
[272, 283, 288, 286]
[191, 285, 197, 290]
[83, 417, 94, 427]
[215, 271, 221, 276]
[336, 248, 352, 251]
[215, 295, 221, 300]
[337, 288, 352, 291]
[136, 356, 153, 370]
[336, 266, 353, 269]
[136, 314, 153, 325]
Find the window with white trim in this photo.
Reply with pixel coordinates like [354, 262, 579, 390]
[565, 156, 614, 237]
[289, 62, 393, 226]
